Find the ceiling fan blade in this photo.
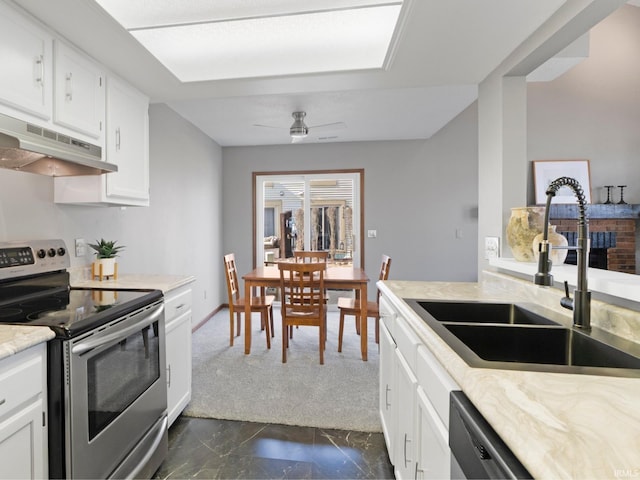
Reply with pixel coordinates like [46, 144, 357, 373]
[252, 123, 285, 130]
[308, 121, 347, 132]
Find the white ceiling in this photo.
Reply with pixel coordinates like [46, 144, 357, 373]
[14, 0, 582, 147]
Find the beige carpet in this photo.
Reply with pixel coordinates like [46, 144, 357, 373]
[183, 308, 382, 432]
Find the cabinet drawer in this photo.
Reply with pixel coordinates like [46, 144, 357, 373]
[416, 345, 459, 428]
[379, 296, 395, 320]
[394, 317, 420, 371]
[0, 346, 44, 419]
[164, 286, 192, 322]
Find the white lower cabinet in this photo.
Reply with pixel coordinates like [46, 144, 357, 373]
[379, 293, 460, 480]
[0, 344, 47, 479]
[416, 386, 450, 479]
[164, 284, 193, 426]
[379, 316, 396, 460]
[394, 349, 418, 480]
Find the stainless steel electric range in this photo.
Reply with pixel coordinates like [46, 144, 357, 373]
[0, 239, 168, 479]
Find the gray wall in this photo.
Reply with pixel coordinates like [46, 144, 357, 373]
[0, 103, 223, 326]
[528, 4, 640, 205]
[222, 103, 479, 295]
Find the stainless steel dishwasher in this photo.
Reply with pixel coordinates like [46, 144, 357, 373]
[449, 391, 533, 479]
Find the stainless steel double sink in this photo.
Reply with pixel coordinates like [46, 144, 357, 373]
[404, 299, 640, 377]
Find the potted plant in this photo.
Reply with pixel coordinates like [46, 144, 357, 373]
[89, 238, 124, 279]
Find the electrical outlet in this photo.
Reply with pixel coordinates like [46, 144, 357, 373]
[484, 236, 500, 260]
[75, 238, 86, 257]
[367, 230, 377, 238]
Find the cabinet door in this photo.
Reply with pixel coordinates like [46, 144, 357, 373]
[166, 309, 192, 426]
[53, 40, 104, 139]
[415, 387, 450, 480]
[379, 320, 396, 462]
[0, 1, 51, 119]
[394, 350, 418, 480]
[105, 76, 150, 203]
[0, 400, 46, 480]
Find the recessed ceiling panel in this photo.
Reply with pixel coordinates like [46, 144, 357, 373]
[95, 0, 399, 29]
[95, 0, 404, 81]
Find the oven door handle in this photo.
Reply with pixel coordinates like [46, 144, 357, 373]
[71, 303, 164, 355]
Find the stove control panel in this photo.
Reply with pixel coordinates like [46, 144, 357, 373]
[0, 239, 70, 280]
[0, 246, 35, 267]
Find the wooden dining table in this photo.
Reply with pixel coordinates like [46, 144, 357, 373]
[242, 264, 371, 360]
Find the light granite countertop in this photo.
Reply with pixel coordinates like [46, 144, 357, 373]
[378, 272, 640, 480]
[0, 274, 195, 361]
[71, 273, 196, 293]
[0, 326, 54, 361]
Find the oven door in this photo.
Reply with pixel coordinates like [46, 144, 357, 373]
[65, 300, 167, 479]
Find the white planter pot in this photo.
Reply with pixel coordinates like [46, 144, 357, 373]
[93, 257, 117, 279]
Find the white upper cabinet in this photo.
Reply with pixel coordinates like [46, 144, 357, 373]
[0, 1, 52, 120]
[54, 75, 150, 206]
[53, 40, 104, 140]
[105, 76, 149, 203]
[0, 0, 151, 206]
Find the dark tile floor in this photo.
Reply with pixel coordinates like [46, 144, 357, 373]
[153, 416, 395, 480]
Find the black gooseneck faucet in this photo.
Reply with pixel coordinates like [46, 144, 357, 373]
[534, 176, 591, 330]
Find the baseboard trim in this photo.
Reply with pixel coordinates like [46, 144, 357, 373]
[193, 304, 225, 332]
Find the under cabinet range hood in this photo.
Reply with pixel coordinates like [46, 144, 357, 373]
[0, 113, 117, 176]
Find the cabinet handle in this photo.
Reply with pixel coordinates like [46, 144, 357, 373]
[116, 127, 121, 151]
[385, 384, 391, 409]
[65, 72, 73, 100]
[414, 461, 423, 480]
[34, 55, 44, 85]
[404, 433, 411, 468]
[0, 398, 5, 406]
[167, 364, 171, 388]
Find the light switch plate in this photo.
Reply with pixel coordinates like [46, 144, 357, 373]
[367, 230, 377, 238]
[75, 238, 86, 257]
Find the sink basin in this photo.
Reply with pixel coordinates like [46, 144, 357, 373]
[416, 300, 559, 326]
[444, 324, 640, 370]
[403, 298, 640, 377]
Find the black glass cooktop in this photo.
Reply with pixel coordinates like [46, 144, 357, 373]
[0, 272, 162, 338]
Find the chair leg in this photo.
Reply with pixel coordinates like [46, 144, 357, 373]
[262, 310, 271, 349]
[338, 310, 345, 352]
[229, 310, 234, 346]
[269, 305, 275, 338]
[319, 324, 324, 365]
[282, 321, 288, 363]
[236, 312, 241, 337]
[375, 316, 380, 344]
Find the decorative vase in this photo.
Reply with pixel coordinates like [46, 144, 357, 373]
[532, 225, 569, 265]
[506, 207, 545, 262]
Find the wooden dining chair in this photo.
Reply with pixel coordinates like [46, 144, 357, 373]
[337, 254, 391, 352]
[278, 261, 327, 364]
[293, 250, 329, 263]
[224, 253, 275, 348]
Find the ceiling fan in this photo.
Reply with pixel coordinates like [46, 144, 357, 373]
[253, 111, 346, 143]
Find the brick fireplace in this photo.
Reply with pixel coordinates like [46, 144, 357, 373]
[549, 204, 639, 274]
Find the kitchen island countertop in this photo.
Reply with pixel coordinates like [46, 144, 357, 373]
[379, 273, 640, 480]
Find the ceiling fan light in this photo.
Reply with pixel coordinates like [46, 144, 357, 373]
[290, 112, 308, 138]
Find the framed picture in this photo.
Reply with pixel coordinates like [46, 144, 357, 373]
[532, 159, 592, 204]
